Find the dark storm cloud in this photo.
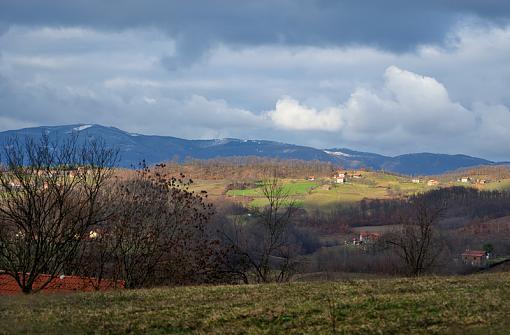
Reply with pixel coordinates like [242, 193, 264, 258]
[1, 1, 510, 160]
[1, 0, 510, 51]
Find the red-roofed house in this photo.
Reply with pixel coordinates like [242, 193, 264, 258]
[334, 172, 346, 184]
[0, 273, 124, 295]
[461, 250, 488, 266]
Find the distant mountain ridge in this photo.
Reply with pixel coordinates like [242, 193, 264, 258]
[0, 124, 499, 175]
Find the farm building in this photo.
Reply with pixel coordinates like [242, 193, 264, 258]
[460, 177, 471, 183]
[8, 181, 22, 188]
[0, 273, 124, 295]
[360, 232, 380, 243]
[461, 250, 489, 266]
[427, 179, 439, 186]
[334, 172, 347, 184]
[351, 232, 381, 246]
[412, 179, 421, 184]
[307, 176, 315, 181]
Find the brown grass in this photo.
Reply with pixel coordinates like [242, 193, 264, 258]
[1, 272, 509, 334]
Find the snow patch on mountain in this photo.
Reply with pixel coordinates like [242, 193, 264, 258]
[324, 150, 352, 157]
[73, 125, 93, 131]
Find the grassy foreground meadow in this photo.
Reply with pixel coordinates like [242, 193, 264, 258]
[1, 272, 509, 334]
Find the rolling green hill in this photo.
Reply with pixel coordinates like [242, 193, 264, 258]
[190, 169, 510, 210]
[194, 171, 431, 209]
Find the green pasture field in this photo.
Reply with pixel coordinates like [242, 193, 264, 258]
[483, 179, 510, 191]
[206, 172, 429, 209]
[190, 171, 510, 210]
[226, 180, 318, 197]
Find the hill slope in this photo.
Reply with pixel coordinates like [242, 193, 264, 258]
[1, 273, 509, 334]
[0, 124, 496, 175]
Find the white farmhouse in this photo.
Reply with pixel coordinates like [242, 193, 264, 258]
[334, 172, 346, 184]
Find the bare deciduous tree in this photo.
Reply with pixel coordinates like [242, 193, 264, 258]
[221, 177, 297, 283]
[0, 134, 117, 293]
[385, 199, 447, 276]
[104, 164, 220, 288]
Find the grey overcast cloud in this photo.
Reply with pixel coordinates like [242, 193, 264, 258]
[1, 1, 510, 160]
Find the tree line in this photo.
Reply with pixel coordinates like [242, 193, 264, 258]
[0, 136, 321, 293]
[306, 187, 510, 230]
[160, 157, 339, 180]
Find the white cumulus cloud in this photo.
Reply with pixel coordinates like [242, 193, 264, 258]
[267, 66, 476, 137]
[268, 97, 343, 131]
[346, 66, 476, 136]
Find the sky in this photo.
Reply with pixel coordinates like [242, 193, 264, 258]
[1, 1, 510, 160]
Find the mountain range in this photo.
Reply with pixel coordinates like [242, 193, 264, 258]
[0, 124, 501, 175]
